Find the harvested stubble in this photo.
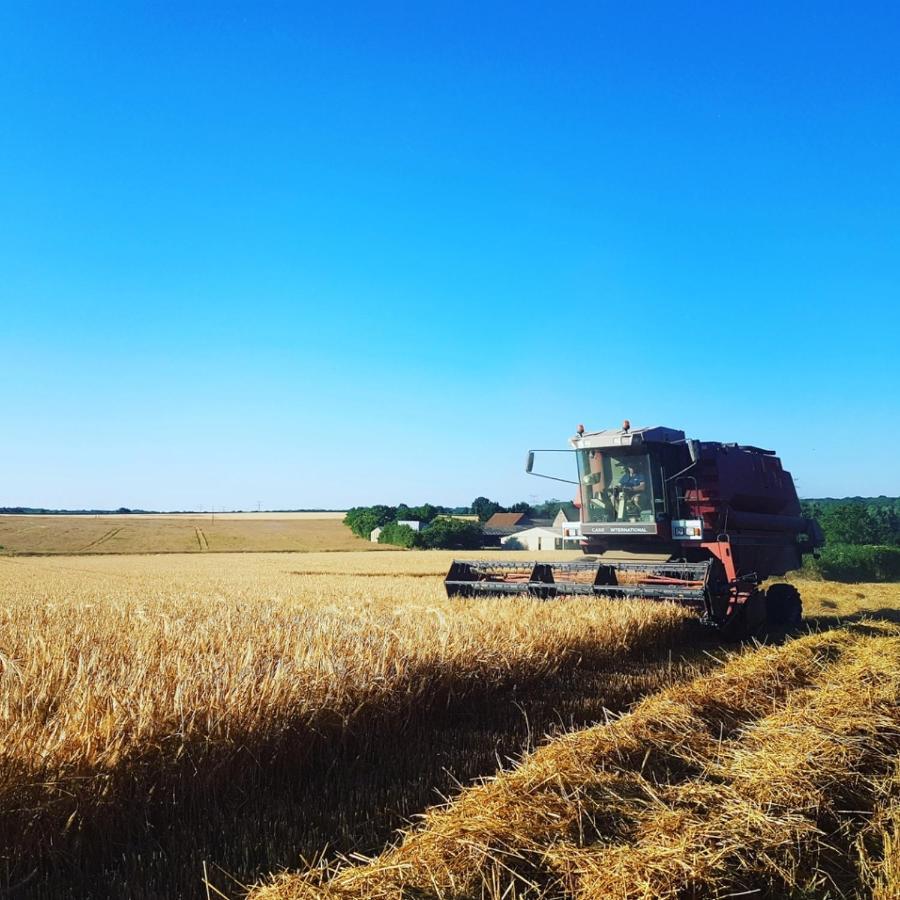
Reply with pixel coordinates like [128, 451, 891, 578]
[0, 552, 692, 896]
[253, 624, 900, 900]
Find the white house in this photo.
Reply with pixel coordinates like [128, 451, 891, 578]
[553, 508, 582, 545]
[501, 526, 564, 552]
[370, 527, 383, 542]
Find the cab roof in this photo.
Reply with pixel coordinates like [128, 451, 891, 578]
[569, 425, 685, 450]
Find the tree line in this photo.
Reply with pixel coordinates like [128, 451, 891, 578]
[800, 498, 900, 582]
[343, 496, 573, 550]
[801, 498, 900, 546]
[343, 504, 482, 549]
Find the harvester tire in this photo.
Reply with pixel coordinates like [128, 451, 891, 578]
[765, 583, 802, 628]
[719, 589, 766, 642]
[717, 606, 747, 643]
[745, 589, 768, 638]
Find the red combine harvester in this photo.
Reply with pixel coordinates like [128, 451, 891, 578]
[445, 422, 824, 637]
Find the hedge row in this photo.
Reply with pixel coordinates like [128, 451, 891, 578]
[379, 518, 483, 550]
[803, 543, 900, 582]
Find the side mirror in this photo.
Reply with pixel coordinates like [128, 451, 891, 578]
[524, 449, 579, 485]
[687, 439, 700, 463]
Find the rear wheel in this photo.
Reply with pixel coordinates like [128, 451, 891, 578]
[766, 583, 803, 628]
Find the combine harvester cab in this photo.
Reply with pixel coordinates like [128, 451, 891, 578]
[445, 422, 824, 638]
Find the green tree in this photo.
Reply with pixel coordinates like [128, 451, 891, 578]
[404, 503, 442, 524]
[343, 505, 397, 538]
[471, 496, 502, 522]
[818, 504, 881, 545]
[801, 498, 900, 546]
[377, 522, 419, 548]
[343, 508, 379, 538]
[805, 543, 900, 582]
[419, 517, 483, 549]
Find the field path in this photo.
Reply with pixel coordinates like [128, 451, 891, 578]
[81, 527, 122, 552]
[195, 527, 209, 551]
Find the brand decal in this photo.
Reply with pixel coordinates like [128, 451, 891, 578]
[582, 523, 658, 536]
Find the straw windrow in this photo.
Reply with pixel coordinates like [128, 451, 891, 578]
[252, 625, 900, 899]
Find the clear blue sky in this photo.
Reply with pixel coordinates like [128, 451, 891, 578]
[1, 2, 898, 509]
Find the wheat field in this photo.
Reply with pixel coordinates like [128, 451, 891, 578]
[0, 551, 695, 898]
[1, 550, 897, 897]
[0, 513, 375, 554]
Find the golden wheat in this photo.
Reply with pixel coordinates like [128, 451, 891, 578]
[4, 552, 897, 897]
[253, 624, 900, 900]
[0, 551, 688, 895]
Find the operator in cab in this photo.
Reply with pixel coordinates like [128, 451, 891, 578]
[618, 460, 649, 514]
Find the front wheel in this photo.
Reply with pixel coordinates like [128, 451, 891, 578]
[765, 583, 803, 628]
[718, 589, 766, 642]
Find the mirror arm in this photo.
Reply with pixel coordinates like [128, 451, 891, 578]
[525, 449, 579, 485]
[528, 472, 580, 486]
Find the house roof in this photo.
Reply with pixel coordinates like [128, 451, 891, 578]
[553, 505, 580, 522]
[485, 512, 527, 528]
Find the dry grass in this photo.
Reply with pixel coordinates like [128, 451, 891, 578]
[0, 514, 381, 554]
[858, 759, 900, 900]
[0, 551, 691, 897]
[253, 624, 900, 900]
[784, 574, 900, 624]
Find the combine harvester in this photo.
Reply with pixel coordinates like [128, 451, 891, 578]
[445, 422, 824, 638]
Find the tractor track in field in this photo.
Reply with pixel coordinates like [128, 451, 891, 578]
[80, 527, 122, 552]
[195, 527, 209, 551]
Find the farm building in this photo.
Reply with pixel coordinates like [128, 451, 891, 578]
[484, 512, 529, 530]
[481, 512, 549, 548]
[482, 509, 582, 549]
[498, 507, 583, 551]
[552, 507, 575, 528]
[500, 527, 564, 551]
[369, 527, 382, 542]
[553, 507, 582, 544]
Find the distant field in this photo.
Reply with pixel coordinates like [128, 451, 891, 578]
[3, 511, 347, 520]
[0, 512, 380, 554]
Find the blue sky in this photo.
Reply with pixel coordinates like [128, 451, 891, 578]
[1, 2, 898, 509]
